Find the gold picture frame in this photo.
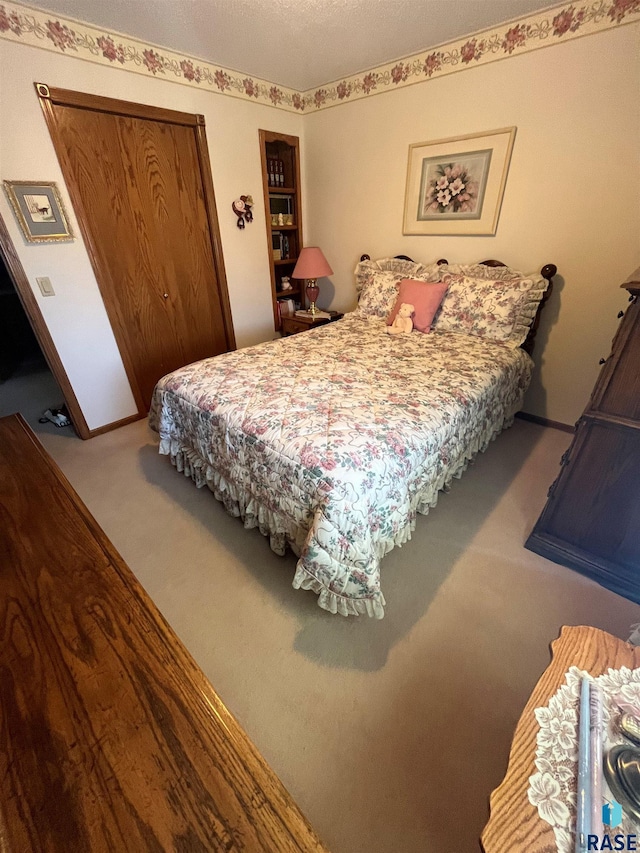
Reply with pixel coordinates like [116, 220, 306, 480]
[3, 180, 74, 242]
[403, 127, 516, 236]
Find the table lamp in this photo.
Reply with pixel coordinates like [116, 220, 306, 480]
[292, 247, 333, 317]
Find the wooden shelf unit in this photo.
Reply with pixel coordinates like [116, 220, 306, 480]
[259, 130, 303, 331]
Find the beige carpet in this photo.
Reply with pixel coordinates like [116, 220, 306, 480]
[13, 408, 640, 852]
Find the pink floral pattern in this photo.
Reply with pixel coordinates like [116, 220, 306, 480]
[502, 24, 528, 54]
[243, 77, 258, 97]
[552, 6, 585, 35]
[0, 6, 22, 33]
[97, 35, 124, 64]
[302, 0, 638, 109]
[460, 38, 481, 63]
[435, 271, 549, 347]
[0, 1, 636, 112]
[423, 52, 442, 77]
[149, 315, 533, 618]
[180, 59, 200, 83]
[391, 62, 409, 83]
[421, 162, 480, 216]
[214, 69, 230, 90]
[2, 3, 305, 108]
[609, 0, 640, 21]
[143, 48, 163, 74]
[362, 73, 378, 93]
[46, 19, 75, 51]
[439, 262, 525, 280]
[354, 257, 441, 319]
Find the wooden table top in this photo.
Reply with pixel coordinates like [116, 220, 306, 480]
[481, 624, 640, 852]
[0, 414, 328, 852]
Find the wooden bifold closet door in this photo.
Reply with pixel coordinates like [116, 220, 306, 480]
[36, 83, 235, 414]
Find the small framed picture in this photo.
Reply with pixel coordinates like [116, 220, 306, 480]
[403, 127, 516, 236]
[3, 180, 74, 242]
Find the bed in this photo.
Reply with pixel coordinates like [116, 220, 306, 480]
[149, 256, 556, 618]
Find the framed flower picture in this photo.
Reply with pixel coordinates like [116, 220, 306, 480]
[3, 180, 74, 242]
[403, 127, 516, 236]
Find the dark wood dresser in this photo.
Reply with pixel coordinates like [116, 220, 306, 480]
[0, 414, 328, 852]
[526, 268, 640, 601]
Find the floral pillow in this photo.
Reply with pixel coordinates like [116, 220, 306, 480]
[433, 272, 549, 347]
[354, 257, 442, 319]
[438, 262, 525, 280]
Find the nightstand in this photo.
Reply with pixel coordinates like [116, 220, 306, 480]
[280, 312, 343, 337]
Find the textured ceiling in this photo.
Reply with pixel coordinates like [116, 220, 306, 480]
[26, 0, 559, 91]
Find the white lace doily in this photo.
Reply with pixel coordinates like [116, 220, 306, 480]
[527, 665, 640, 852]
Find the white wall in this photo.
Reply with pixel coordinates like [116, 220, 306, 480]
[303, 25, 640, 425]
[0, 41, 303, 430]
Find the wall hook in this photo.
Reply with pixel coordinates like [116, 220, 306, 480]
[232, 195, 254, 229]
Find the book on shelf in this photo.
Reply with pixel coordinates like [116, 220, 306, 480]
[279, 298, 296, 317]
[295, 309, 331, 320]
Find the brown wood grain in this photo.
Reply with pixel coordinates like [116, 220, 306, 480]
[87, 412, 143, 437]
[0, 414, 329, 853]
[481, 625, 640, 853]
[280, 316, 331, 336]
[594, 300, 640, 420]
[259, 130, 303, 332]
[37, 85, 235, 414]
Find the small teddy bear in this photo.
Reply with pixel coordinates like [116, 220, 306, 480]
[387, 303, 415, 335]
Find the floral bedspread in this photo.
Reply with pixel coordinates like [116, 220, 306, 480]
[149, 314, 533, 618]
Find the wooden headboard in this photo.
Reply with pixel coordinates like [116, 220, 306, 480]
[359, 255, 557, 355]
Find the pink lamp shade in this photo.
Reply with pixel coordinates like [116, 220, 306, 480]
[292, 247, 333, 280]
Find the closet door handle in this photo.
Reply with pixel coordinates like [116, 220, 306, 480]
[163, 293, 169, 299]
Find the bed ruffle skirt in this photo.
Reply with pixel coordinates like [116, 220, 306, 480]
[158, 409, 515, 619]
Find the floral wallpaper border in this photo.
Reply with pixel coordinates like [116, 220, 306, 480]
[0, 0, 302, 111]
[1, 0, 638, 113]
[304, 0, 640, 111]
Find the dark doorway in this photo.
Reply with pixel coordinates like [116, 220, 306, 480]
[0, 255, 71, 434]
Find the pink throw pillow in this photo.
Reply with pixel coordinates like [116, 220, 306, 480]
[387, 278, 449, 333]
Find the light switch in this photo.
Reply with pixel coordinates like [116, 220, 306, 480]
[36, 276, 55, 297]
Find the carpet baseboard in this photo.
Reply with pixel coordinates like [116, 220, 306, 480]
[515, 411, 574, 433]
